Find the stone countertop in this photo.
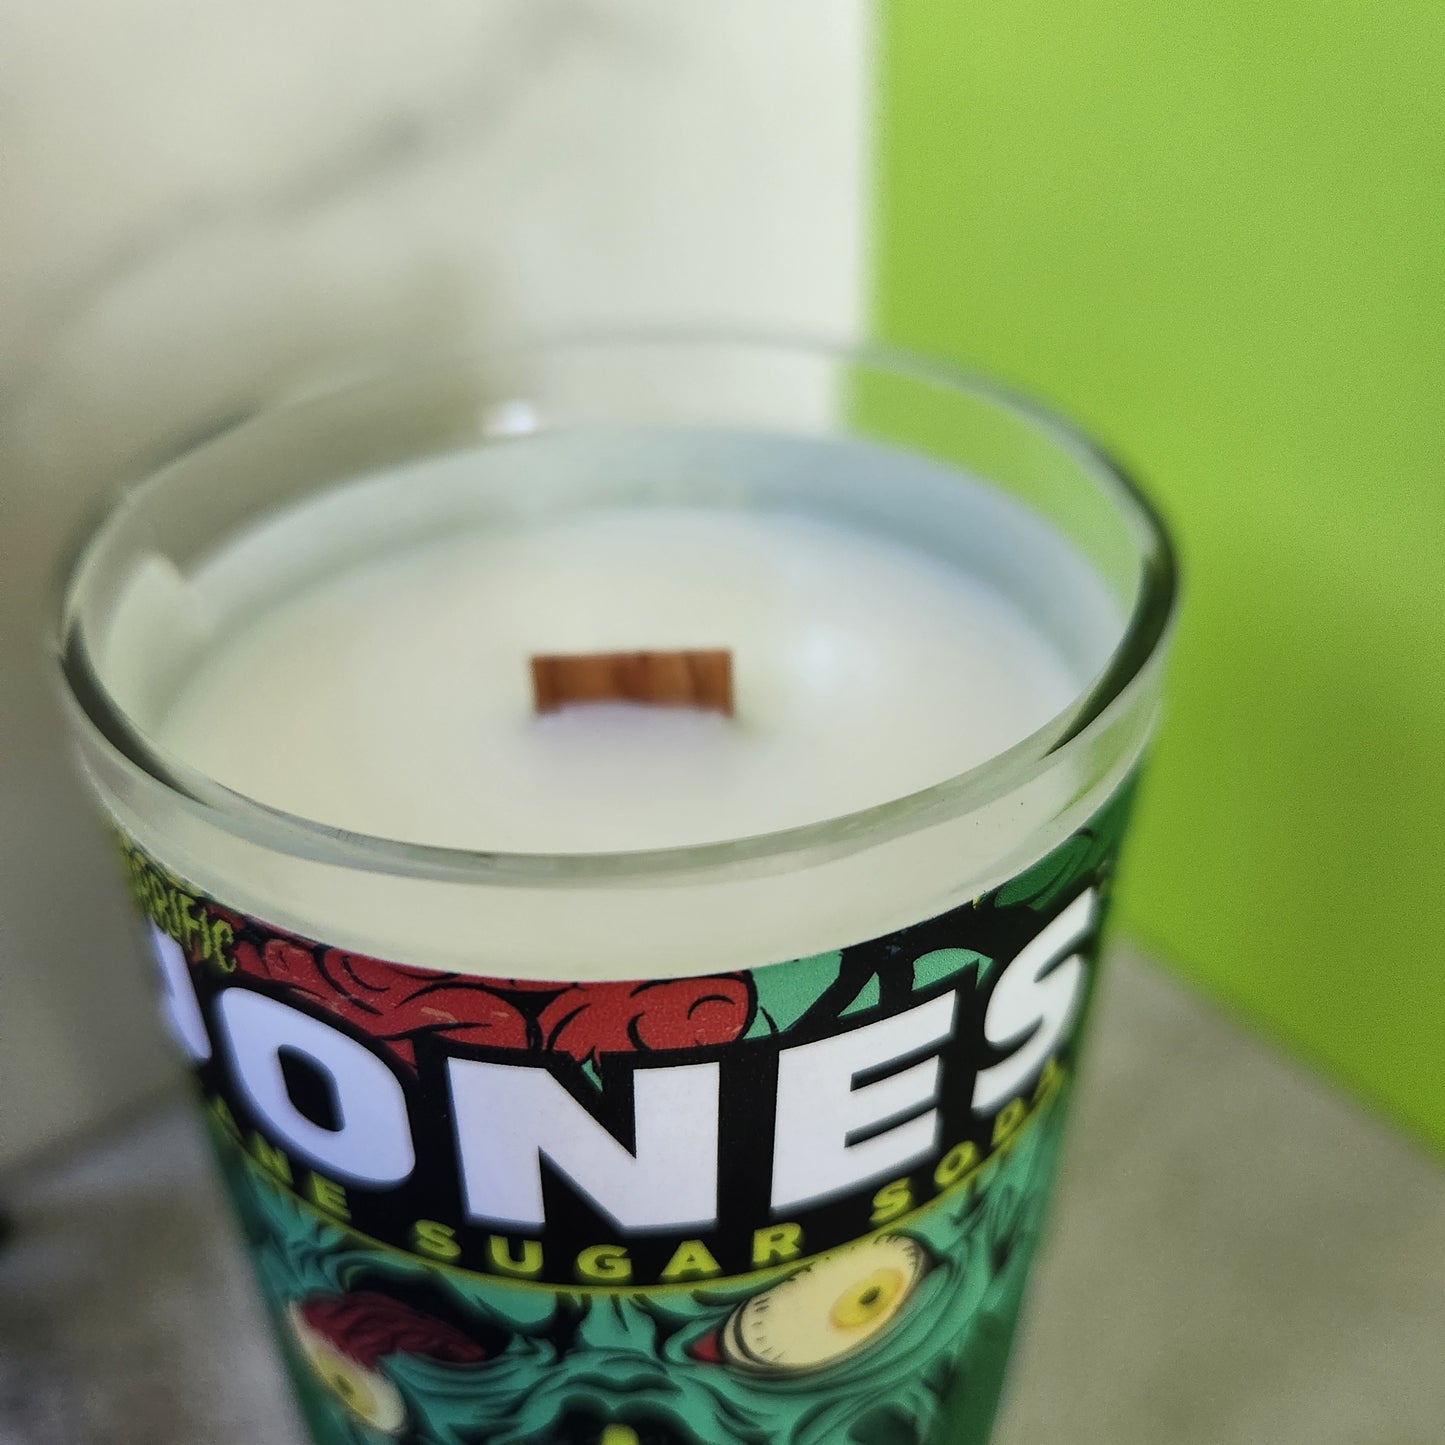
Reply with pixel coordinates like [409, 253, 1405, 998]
[1, 952, 1441, 1444]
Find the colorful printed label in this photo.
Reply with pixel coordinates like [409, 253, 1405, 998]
[121, 782, 1134, 1445]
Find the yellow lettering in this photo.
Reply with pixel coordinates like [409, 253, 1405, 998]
[870, 1177, 914, 1225]
[413, 1220, 463, 1263]
[178, 898, 202, 951]
[487, 1236, 544, 1279]
[208, 1096, 243, 1145]
[992, 1097, 1028, 1147]
[123, 850, 145, 904]
[1033, 1056, 1064, 1103]
[249, 1133, 292, 1184]
[751, 1222, 805, 1268]
[305, 1173, 349, 1220]
[575, 1245, 632, 1284]
[162, 886, 183, 942]
[659, 1240, 723, 1284]
[209, 917, 236, 970]
[147, 877, 168, 931]
[934, 1140, 979, 1189]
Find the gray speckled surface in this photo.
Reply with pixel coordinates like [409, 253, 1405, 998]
[2, 952, 1442, 1444]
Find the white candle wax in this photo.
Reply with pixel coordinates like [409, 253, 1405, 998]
[151, 510, 1078, 853]
[95, 427, 1129, 973]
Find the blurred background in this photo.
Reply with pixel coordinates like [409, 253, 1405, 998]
[877, 2, 1445, 1156]
[6, 0, 1441, 1165]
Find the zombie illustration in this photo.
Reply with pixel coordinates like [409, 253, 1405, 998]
[224, 934, 756, 1072]
[220, 1096, 1065, 1445]
[284, 1292, 487, 1435]
[134, 797, 1119, 1445]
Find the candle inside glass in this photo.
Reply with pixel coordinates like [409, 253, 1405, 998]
[56, 352, 1174, 1445]
[100, 428, 1121, 858]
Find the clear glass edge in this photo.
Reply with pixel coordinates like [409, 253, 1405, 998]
[50, 333, 1180, 889]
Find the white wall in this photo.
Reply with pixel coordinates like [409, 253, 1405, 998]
[0, 1, 869, 1165]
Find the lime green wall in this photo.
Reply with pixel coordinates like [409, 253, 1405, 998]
[875, 3, 1445, 1146]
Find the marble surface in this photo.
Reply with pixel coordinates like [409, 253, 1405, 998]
[1, 951, 1440, 1444]
[0, 1, 868, 1166]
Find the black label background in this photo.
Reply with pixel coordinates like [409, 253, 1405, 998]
[130, 782, 1135, 1287]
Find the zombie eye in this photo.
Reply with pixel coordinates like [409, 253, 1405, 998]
[286, 1304, 408, 1436]
[720, 1236, 926, 1374]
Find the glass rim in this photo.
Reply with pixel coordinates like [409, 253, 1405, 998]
[52, 333, 1179, 886]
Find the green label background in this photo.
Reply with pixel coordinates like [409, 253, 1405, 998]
[874, 0, 1445, 1147]
[219, 1095, 1068, 1445]
[125, 788, 1137, 1445]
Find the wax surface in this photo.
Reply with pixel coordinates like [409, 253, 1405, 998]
[122, 433, 1120, 855]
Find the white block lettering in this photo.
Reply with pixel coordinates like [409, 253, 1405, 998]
[447, 1060, 720, 1232]
[146, 922, 210, 1064]
[972, 888, 1097, 1114]
[771, 992, 956, 1212]
[216, 989, 415, 1187]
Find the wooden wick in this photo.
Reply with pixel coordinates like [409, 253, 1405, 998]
[531, 650, 734, 716]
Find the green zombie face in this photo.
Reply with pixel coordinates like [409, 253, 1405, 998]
[130, 792, 1126, 1445]
[222, 1095, 1065, 1445]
